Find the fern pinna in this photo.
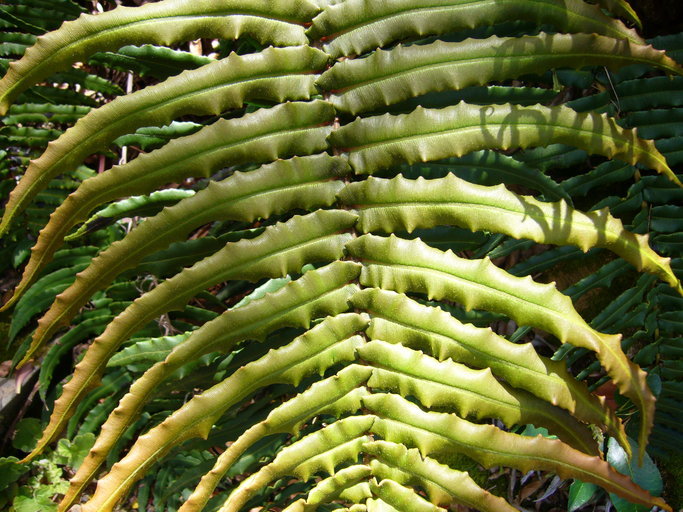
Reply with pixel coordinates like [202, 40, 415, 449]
[0, 0, 681, 510]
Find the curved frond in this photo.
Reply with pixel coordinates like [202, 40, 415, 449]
[330, 102, 678, 184]
[180, 365, 373, 512]
[351, 288, 628, 449]
[342, 173, 682, 292]
[0, 45, 329, 238]
[5, 100, 336, 310]
[308, 0, 643, 58]
[18, 155, 348, 364]
[594, 0, 642, 29]
[31, 209, 357, 465]
[360, 340, 598, 454]
[57, 262, 361, 509]
[365, 441, 517, 512]
[366, 394, 668, 510]
[319, 33, 682, 114]
[347, 234, 653, 456]
[0, 0, 321, 112]
[1, 1, 676, 511]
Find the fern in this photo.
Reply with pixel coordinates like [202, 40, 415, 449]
[1, 1, 681, 511]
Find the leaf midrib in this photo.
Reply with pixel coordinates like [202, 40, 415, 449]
[329, 49, 660, 97]
[378, 415, 642, 500]
[30, 177, 341, 353]
[130, 230, 352, 330]
[361, 260, 634, 391]
[315, 0, 623, 44]
[343, 121, 666, 173]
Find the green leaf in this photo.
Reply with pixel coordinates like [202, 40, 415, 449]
[107, 332, 192, 368]
[222, 416, 374, 512]
[369, 478, 446, 512]
[89, 44, 212, 80]
[568, 480, 599, 511]
[330, 102, 678, 186]
[0, 0, 320, 112]
[593, 0, 642, 29]
[349, 234, 651, 458]
[360, 340, 597, 454]
[27, 206, 353, 476]
[342, 173, 681, 292]
[13, 494, 58, 512]
[54, 433, 96, 470]
[366, 393, 668, 511]
[1, 2, 676, 512]
[364, 441, 516, 512]
[129, 229, 262, 279]
[514, 144, 588, 172]
[606, 437, 664, 512]
[8, 263, 87, 342]
[38, 312, 112, 401]
[309, 0, 643, 58]
[319, 33, 681, 114]
[49, 68, 123, 96]
[561, 161, 636, 198]
[0, 457, 29, 488]
[621, 107, 683, 140]
[300, 465, 373, 507]
[0, 7, 45, 34]
[57, 263, 361, 510]
[396, 151, 571, 203]
[4, 103, 91, 125]
[180, 363, 372, 512]
[17, 153, 346, 365]
[352, 288, 627, 451]
[12, 418, 42, 452]
[112, 121, 202, 151]
[0, 46, 329, 239]
[65, 188, 196, 240]
[5, 101, 336, 315]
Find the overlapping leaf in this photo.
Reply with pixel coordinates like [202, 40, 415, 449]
[0, 0, 677, 511]
[0, 0, 320, 112]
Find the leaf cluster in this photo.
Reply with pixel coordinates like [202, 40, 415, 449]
[0, 1, 682, 511]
